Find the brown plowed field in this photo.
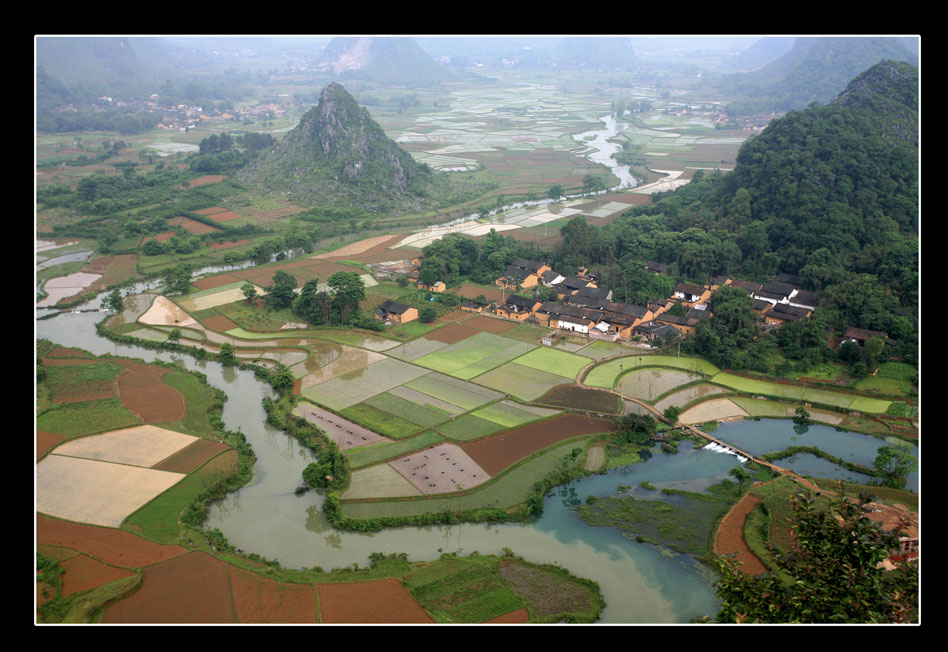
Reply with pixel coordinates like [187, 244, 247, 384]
[46, 347, 91, 358]
[59, 554, 137, 596]
[119, 382, 186, 423]
[424, 324, 478, 344]
[461, 414, 614, 476]
[37, 430, 65, 460]
[313, 234, 403, 260]
[185, 175, 226, 188]
[438, 310, 468, 322]
[194, 206, 228, 215]
[713, 493, 768, 575]
[202, 315, 239, 331]
[456, 283, 506, 303]
[190, 273, 243, 291]
[209, 239, 250, 250]
[229, 565, 317, 623]
[41, 357, 100, 367]
[485, 607, 530, 623]
[36, 514, 187, 568]
[104, 552, 234, 623]
[143, 232, 175, 243]
[462, 314, 519, 333]
[168, 216, 220, 235]
[316, 578, 433, 623]
[152, 439, 230, 473]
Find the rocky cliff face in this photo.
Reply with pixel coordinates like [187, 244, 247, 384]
[240, 82, 443, 213]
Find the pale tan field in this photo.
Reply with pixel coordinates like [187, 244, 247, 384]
[678, 398, 749, 424]
[341, 464, 423, 500]
[292, 402, 390, 449]
[312, 234, 397, 259]
[51, 425, 199, 468]
[139, 296, 198, 327]
[177, 285, 266, 313]
[37, 455, 184, 527]
[388, 443, 490, 495]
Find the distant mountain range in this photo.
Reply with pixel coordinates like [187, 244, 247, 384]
[718, 36, 916, 115]
[312, 37, 458, 84]
[724, 37, 796, 71]
[552, 37, 639, 69]
[238, 82, 446, 214]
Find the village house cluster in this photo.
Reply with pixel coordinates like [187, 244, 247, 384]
[373, 256, 828, 343]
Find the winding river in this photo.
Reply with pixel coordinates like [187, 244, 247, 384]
[36, 290, 916, 623]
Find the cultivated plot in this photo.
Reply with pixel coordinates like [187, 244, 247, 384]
[653, 383, 729, 413]
[177, 283, 267, 313]
[585, 355, 719, 389]
[473, 362, 568, 402]
[412, 331, 537, 379]
[37, 455, 184, 528]
[341, 464, 424, 500]
[389, 443, 490, 494]
[139, 296, 198, 327]
[50, 425, 198, 468]
[678, 398, 750, 424]
[511, 346, 589, 380]
[711, 372, 891, 413]
[387, 385, 466, 416]
[297, 347, 387, 388]
[617, 368, 702, 403]
[292, 402, 391, 449]
[471, 400, 559, 428]
[362, 392, 452, 428]
[436, 414, 506, 441]
[404, 372, 503, 411]
[303, 357, 430, 410]
[384, 337, 450, 362]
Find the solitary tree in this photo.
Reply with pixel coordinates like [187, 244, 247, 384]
[872, 443, 917, 489]
[167, 328, 181, 344]
[218, 342, 236, 366]
[241, 282, 258, 307]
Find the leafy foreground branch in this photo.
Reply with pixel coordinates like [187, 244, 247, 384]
[713, 490, 918, 623]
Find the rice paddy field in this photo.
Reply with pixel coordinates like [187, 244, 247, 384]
[583, 355, 720, 389]
[710, 372, 891, 414]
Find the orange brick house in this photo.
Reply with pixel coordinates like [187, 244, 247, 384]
[375, 300, 418, 324]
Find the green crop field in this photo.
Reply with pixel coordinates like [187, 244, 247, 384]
[711, 372, 890, 413]
[340, 403, 423, 439]
[363, 392, 451, 428]
[413, 332, 536, 378]
[405, 373, 503, 411]
[575, 340, 633, 360]
[511, 346, 589, 379]
[584, 355, 720, 389]
[346, 431, 445, 469]
[436, 414, 506, 441]
[36, 397, 142, 438]
[473, 362, 570, 402]
[471, 401, 557, 428]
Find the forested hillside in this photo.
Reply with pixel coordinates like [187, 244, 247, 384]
[719, 37, 915, 115]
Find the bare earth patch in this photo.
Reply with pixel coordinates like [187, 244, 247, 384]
[292, 402, 391, 450]
[51, 425, 198, 468]
[678, 398, 749, 424]
[713, 492, 768, 575]
[37, 455, 185, 528]
[498, 560, 597, 620]
[389, 443, 490, 494]
[36, 514, 187, 567]
[139, 296, 197, 327]
[316, 578, 433, 623]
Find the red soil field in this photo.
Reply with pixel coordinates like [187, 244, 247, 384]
[202, 315, 239, 331]
[316, 578, 433, 623]
[37, 430, 65, 460]
[713, 492, 768, 575]
[190, 273, 243, 291]
[36, 514, 187, 568]
[168, 216, 220, 235]
[485, 607, 530, 623]
[461, 414, 615, 476]
[59, 554, 137, 597]
[194, 206, 228, 215]
[152, 439, 230, 474]
[46, 347, 91, 358]
[316, 234, 405, 261]
[185, 175, 226, 188]
[104, 552, 234, 623]
[424, 324, 479, 344]
[456, 282, 506, 303]
[438, 310, 468, 322]
[40, 357, 100, 366]
[208, 211, 242, 223]
[79, 255, 139, 294]
[119, 381, 186, 423]
[209, 239, 250, 250]
[229, 565, 317, 623]
[461, 314, 520, 333]
[49, 379, 116, 404]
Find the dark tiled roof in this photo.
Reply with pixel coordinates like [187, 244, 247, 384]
[730, 279, 762, 294]
[379, 300, 412, 314]
[843, 326, 888, 341]
[559, 276, 589, 291]
[752, 298, 772, 311]
[503, 265, 533, 282]
[606, 302, 650, 318]
[512, 258, 547, 273]
[505, 295, 538, 310]
[655, 313, 698, 327]
[674, 282, 706, 297]
[791, 289, 817, 307]
[760, 281, 796, 298]
[771, 303, 811, 317]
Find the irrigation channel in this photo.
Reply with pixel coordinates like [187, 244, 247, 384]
[36, 284, 917, 623]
